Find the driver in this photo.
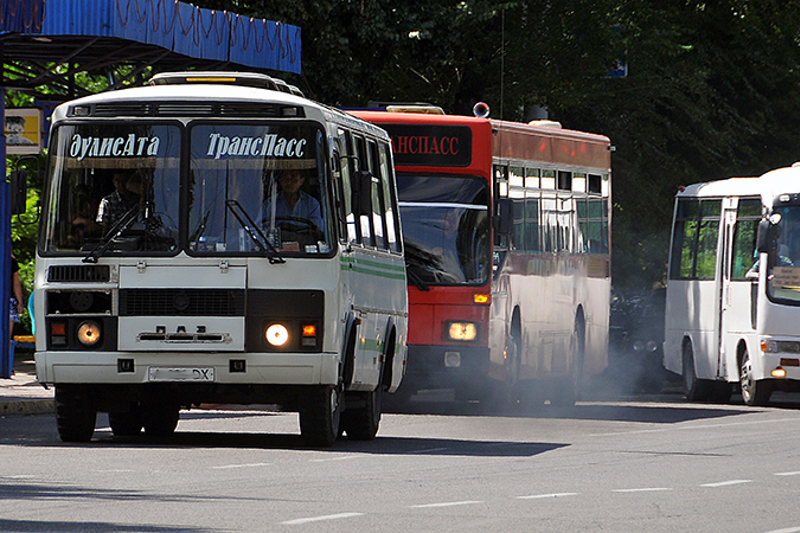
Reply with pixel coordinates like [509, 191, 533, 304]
[96, 170, 143, 233]
[262, 168, 324, 234]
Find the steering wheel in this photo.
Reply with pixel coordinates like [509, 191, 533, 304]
[273, 216, 318, 235]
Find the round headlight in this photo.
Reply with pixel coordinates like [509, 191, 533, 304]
[265, 323, 290, 347]
[646, 340, 659, 352]
[633, 340, 645, 352]
[77, 320, 101, 346]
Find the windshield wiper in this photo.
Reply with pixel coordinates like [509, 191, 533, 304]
[82, 202, 145, 263]
[225, 199, 285, 264]
[189, 209, 210, 249]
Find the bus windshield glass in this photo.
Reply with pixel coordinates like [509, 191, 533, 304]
[188, 123, 331, 255]
[42, 123, 181, 255]
[768, 204, 800, 304]
[397, 174, 490, 286]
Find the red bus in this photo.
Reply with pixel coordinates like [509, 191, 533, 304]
[350, 106, 611, 405]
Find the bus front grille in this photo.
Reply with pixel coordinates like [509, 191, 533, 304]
[120, 289, 245, 316]
[48, 265, 110, 283]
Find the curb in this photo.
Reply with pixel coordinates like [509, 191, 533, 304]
[0, 398, 55, 416]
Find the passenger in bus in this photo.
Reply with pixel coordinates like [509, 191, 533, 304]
[262, 168, 324, 241]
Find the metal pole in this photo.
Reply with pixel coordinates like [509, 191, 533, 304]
[1, 86, 11, 378]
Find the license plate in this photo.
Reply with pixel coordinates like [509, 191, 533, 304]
[148, 367, 215, 382]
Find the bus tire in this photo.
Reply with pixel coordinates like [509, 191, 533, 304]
[552, 315, 585, 407]
[740, 348, 772, 406]
[342, 384, 382, 441]
[55, 384, 97, 443]
[109, 405, 143, 437]
[299, 385, 342, 447]
[682, 342, 712, 401]
[142, 403, 180, 438]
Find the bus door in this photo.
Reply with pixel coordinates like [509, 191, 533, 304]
[717, 197, 738, 380]
[719, 197, 761, 381]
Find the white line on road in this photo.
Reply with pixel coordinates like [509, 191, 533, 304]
[309, 455, 358, 463]
[613, 488, 673, 493]
[211, 462, 272, 470]
[517, 492, 580, 500]
[411, 500, 483, 509]
[281, 513, 364, 525]
[775, 471, 800, 477]
[700, 479, 752, 488]
[761, 528, 800, 533]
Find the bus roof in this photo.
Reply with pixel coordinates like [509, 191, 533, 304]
[49, 75, 389, 140]
[677, 164, 800, 208]
[349, 110, 611, 172]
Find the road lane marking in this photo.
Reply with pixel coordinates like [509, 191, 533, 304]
[775, 471, 800, 477]
[517, 492, 580, 500]
[407, 447, 450, 454]
[411, 500, 483, 509]
[309, 455, 358, 463]
[762, 528, 800, 533]
[700, 479, 752, 488]
[613, 488, 672, 493]
[281, 513, 364, 525]
[212, 462, 272, 470]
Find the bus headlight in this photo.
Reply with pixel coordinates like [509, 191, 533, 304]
[446, 322, 478, 342]
[265, 323, 290, 347]
[77, 320, 102, 347]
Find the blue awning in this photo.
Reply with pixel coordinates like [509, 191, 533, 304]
[0, 0, 301, 74]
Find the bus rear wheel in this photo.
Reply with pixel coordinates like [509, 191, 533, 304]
[55, 384, 97, 443]
[299, 385, 342, 447]
[342, 384, 382, 440]
[108, 405, 143, 437]
[740, 349, 772, 406]
[682, 343, 712, 401]
[142, 403, 180, 438]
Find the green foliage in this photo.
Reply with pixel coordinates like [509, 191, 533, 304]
[11, 0, 800, 293]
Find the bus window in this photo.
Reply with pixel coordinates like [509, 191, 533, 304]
[354, 135, 372, 246]
[338, 128, 357, 244]
[379, 143, 401, 252]
[542, 194, 557, 252]
[525, 196, 540, 252]
[512, 199, 525, 251]
[670, 198, 721, 280]
[525, 168, 540, 189]
[731, 198, 761, 280]
[368, 141, 387, 249]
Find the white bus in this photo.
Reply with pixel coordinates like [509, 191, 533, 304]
[664, 164, 800, 405]
[31, 72, 407, 445]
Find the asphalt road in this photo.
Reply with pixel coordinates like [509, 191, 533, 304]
[4, 391, 800, 533]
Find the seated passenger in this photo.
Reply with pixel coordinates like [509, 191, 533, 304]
[262, 168, 324, 241]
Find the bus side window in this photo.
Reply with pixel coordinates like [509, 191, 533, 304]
[338, 128, 358, 244]
[379, 143, 401, 253]
[368, 140, 387, 250]
[526, 196, 540, 252]
[512, 199, 525, 251]
[353, 135, 373, 247]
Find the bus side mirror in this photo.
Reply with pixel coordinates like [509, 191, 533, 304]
[9, 169, 27, 215]
[495, 198, 513, 235]
[755, 218, 774, 254]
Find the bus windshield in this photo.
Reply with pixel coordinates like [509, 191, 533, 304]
[188, 123, 331, 255]
[397, 174, 490, 286]
[768, 204, 800, 304]
[42, 122, 181, 255]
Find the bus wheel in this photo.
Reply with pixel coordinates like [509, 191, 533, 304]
[740, 349, 772, 406]
[109, 405, 143, 436]
[55, 384, 97, 443]
[552, 318, 585, 407]
[342, 385, 382, 441]
[299, 385, 342, 447]
[682, 343, 711, 401]
[142, 403, 180, 438]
